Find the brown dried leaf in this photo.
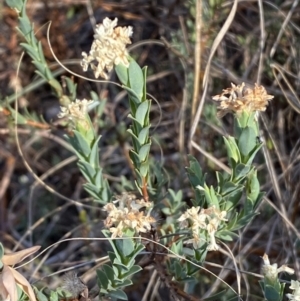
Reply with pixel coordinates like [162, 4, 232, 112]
[2, 246, 41, 266]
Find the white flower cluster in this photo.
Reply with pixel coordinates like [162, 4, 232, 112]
[103, 193, 155, 238]
[287, 280, 300, 301]
[58, 98, 93, 121]
[178, 205, 227, 251]
[261, 253, 294, 281]
[81, 18, 133, 79]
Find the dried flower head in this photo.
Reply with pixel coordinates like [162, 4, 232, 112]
[287, 280, 300, 301]
[178, 205, 227, 250]
[81, 18, 133, 79]
[103, 193, 155, 238]
[62, 272, 88, 300]
[213, 83, 274, 117]
[261, 253, 294, 282]
[58, 99, 93, 121]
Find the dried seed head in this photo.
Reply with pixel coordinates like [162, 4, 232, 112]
[213, 83, 274, 117]
[62, 272, 87, 298]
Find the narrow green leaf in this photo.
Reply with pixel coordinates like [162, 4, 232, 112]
[137, 126, 150, 145]
[135, 100, 150, 127]
[247, 170, 260, 202]
[116, 239, 135, 257]
[115, 63, 129, 86]
[78, 161, 95, 180]
[234, 164, 251, 181]
[94, 168, 103, 187]
[142, 66, 148, 101]
[123, 86, 141, 104]
[223, 136, 241, 163]
[35, 289, 48, 301]
[245, 143, 263, 166]
[238, 127, 256, 157]
[32, 61, 47, 76]
[6, 0, 23, 12]
[139, 161, 149, 178]
[128, 59, 144, 98]
[89, 136, 101, 168]
[71, 130, 91, 157]
[129, 150, 140, 166]
[18, 17, 32, 39]
[204, 185, 219, 208]
[108, 289, 128, 300]
[48, 79, 63, 96]
[20, 43, 39, 61]
[138, 143, 151, 162]
[97, 269, 109, 289]
[102, 265, 115, 281]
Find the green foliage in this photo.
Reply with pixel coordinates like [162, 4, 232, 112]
[65, 130, 111, 204]
[3, 1, 282, 300]
[97, 231, 144, 300]
[186, 110, 265, 243]
[34, 287, 72, 301]
[5, 0, 74, 105]
[259, 278, 285, 301]
[115, 60, 151, 196]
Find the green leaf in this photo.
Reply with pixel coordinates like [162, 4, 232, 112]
[6, 0, 23, 12]
[18, 16, 32, 39]
[138, 143, 151, 162]
[234, 164, 251, 182]
[245, 143, 263, 166]
[216, 230, 236, 241]
[139, 161, 149, 178]
[97, 269, 109, 289]
[135, 100, 150, 127]
[32, 61, 47, 76]
[238, 127, 256, 157]
[20, 43, 39, 61]
[129, 150, 140, 166]
[127, 129, 141, 149]
[94, 168, 103, 187]
[115, 63, 129, 86]
[204, 185, 219, 208]
[174, 261, 183, 279]
[126, 244, 144, 268]
[263, 284, 282, 301]
[35, 289, 48, 301]
[137, 126, 150, 145]
[68, 130, 91, 158]
[123, 265, 142, 278]
[142, 66, 148, 101]
[223, 136, 241, 164]
[78, 161, 95, 181]
[128, 59, 144, 98]
[186, 155, 205, 187]
[123, 86, 141, 104]
[221, 182, 240, 196]
[223, 189, 243, 211]
[49, 290, 59, 301]
[89, 136, 101, 168]
[108, 289, 128, 300]
[116, 239, 135, 257]
[102, 264, 115, 281]
[247, 170, 260, 202]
